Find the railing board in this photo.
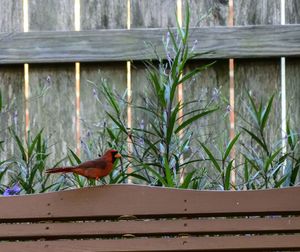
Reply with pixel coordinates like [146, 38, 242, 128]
[1, 235, 300, 251]
[1, 25, 300, 64]
[0, 185, 299, 221]
[1, 217, 300, 240]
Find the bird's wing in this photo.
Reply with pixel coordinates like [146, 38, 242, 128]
[77, 158, 107, 169]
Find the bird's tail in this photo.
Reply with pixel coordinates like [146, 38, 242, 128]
[46, 166, 75, 174]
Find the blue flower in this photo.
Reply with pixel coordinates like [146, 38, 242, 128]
[3, 184, 21, 196]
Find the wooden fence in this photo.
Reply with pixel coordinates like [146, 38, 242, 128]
[0, 0, 299, 166]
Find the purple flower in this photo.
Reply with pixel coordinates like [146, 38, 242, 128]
[3, 184, 21, 196]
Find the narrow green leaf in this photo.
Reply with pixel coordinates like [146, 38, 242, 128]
[166, 102, 181, 145]
[261, 94, 274, 130]
[106, 112, 127, 134]
[246, 92, 260, 126]
[286, 120, 296, 150]
[290, 159, 300, 186]
[200, 143, 221, 173]
[223, 133, 240, 161]
[69, 149, 81, 165]
[9, 127, 27, 162]
[163, 156, 175, 187]
[180, 170, 196, 189]
[175, 108, 218, 134]
[28, 129, 43, 160]
[101, 84, 120, 115]
[275, 175, 288, 188]
[224, 160, 233, 190]
[183, 1, 190, 44]
[263, 148, 282, 173]
[241, 127, 269, 153]
[178, 62, 216, 84]
[168, 28, 178, 52]
[144, 166, 168, 187]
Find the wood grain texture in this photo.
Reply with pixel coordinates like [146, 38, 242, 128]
[1, 25, 300, 64]
[1, 216, 300, 239]
[80, 62, 127, 158]
[0, 0, 23, 32]
[28, 0, 76, 165]
[234, 0, 282, 181]
[286, 0, 300, 146]
[79, 0, 127, 159]
[130, 0, 177, 132]
[1, 235, 300, 251]
[28, 0, 74, 31]
[131, 0, 177, 28]
[0, 185, 299, 221]
[80, 0, 127, 30]
[0, 66, 24, 161]
[185, 61, 229, 165]
[28, 64, 76, 161]
[234, 0, 280, 25]
[183, 0, 229, 177]
[0, 0, 24, 162]
[186, 0, 228, 26]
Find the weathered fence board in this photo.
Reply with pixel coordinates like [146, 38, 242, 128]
[130, 0, 177, 131]
[0, 0, 24, 162]
[286, 0, 300, 135]
[28, 0, 74, 32]
[187, 0, 228, 26]
[234, 0, 282, 182]
[182, 0, 229, 177]
[0, 0, 23, 33]
[1, 25, 300, 64]
[131, 0, 177, 28]
[28, 0, 76, 163]
[80, 0, 127, 30]
[79, 0, 127, 159]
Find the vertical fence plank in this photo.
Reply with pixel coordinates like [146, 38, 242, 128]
[184, 0, 229, 181]
[184, 0, 229, 140]
[0, 0, 24, 162]
[188, 0, 228, 26]
[28, 0, 76, 164]
[80, 0, 127, 158]
[130, 0, 229, 184]
[130, 0, 177, 128]
[286, 0, 300, 135]
[234, 0, 281, 185]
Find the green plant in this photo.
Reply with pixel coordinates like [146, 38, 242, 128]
[239, 93, 289, 189]
[200, 133, 240, 190]
[284, 120, 300, 186]
[88, 6, 217, 189]
[8, 128, 65, 194]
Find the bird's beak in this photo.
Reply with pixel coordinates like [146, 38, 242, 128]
[115, 153, 122, 158]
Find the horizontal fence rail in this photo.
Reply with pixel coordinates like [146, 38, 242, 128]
[0, 185, 300, 221]
[0, 185, 300, 251]
[1, 25, 300, 64]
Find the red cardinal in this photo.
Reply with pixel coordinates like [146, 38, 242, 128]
[46, 149, 121, 180]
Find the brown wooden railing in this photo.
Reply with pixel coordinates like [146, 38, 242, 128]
[0, 185, 300, 251]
